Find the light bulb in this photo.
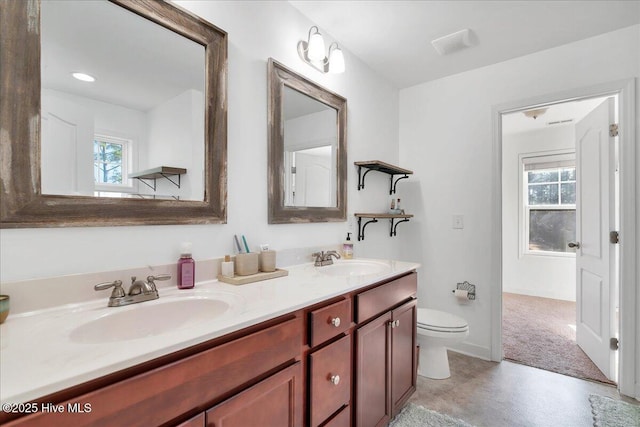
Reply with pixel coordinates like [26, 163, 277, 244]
[307, 31, 326, 61]
[328, 47, 345, 74]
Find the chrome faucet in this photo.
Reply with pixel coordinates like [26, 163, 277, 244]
[94, 274, 171, 307]
[312, 250, 341, 267]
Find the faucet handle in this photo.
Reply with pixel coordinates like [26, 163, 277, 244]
[147, 274, 171, 283]
[94, 280, 125, 299]
[146, 274, 171, 291]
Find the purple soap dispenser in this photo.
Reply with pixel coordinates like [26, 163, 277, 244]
[178, 242, 195, 289]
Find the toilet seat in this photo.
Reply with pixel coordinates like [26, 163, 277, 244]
[417, 308, 468, 333]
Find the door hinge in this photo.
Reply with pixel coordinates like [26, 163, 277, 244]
[610, 337, 619, 351]
[609, 123, 619, 137]
[291, 166, 296, 174]
[610, 231, 619, 244]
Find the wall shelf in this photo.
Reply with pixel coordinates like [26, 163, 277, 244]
[129, 166, 187, 192]
[355, 161, 413, 194]
[354, 213, 414, 241]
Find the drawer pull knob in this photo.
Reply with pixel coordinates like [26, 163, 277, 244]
[331, 317, 341, 327]
[389, 320, 400, 328]
[330, 375, 340, 385]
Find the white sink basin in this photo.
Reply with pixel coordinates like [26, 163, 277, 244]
[318, 260, 390, 277]
[69, 295, 235, 344]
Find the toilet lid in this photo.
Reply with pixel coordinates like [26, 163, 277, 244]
[417, 308, 468, 332]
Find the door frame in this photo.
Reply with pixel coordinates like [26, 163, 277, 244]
[491, 79, 637, 398]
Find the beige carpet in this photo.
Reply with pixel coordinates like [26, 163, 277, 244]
[502, 292, 614, 385]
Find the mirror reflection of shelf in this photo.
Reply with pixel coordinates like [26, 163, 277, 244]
[129, 166, 187, 192]
[133, 194, 181, 201]
[355, 160, 413, 194]
[354, 213, 414, 241]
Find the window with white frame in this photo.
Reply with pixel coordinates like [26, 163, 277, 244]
[523, 154, 576, 254]
[93, 134, 133, 192]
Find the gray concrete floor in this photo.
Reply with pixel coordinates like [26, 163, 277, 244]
[408, 351, 637, 427]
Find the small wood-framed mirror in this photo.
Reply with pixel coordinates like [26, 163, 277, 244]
[0, 0, 227, 228]
[267, 59, 347, 224]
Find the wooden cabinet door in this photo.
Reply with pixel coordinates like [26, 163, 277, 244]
[355, 311, 391, 427]
[391, 299, 417, 416]
[206, 362, 303, 427]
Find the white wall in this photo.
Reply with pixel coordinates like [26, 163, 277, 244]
[502, 126, 576, 301]
[0, 1, 402, 283]
[146, 89, 205, 200]
[399, 25, 639, 359]
[40, 89, 148, 196]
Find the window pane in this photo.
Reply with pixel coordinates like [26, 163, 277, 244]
[561, 182, 576, 204]
[529, 209, 576, 252]
[528, 184, 559, 205]
[528, 170, 558, 183]
[561, 168, 576, 181]
[94, 140, 124, 185]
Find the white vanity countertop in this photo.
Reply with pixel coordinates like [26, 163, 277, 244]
[0, 258, 419, 405]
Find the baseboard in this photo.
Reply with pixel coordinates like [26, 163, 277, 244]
[503, 288, 575, 302]
[447, 341, 492, 361]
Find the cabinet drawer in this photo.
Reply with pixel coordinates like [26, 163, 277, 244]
[6, 317, 302, 427]
[323, 405, 350, 427]
[206, 362, 303, 427]
[177, 413, 205, 427]
[309, 334, 351, 427]
[309, 298, 351, 347]
[356, 272, 416, 323]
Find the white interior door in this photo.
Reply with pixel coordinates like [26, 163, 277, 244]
[574, 98, 616, 381]
[294, 152, 331, 207]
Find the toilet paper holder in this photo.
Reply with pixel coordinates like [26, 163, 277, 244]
[452, 281, 476, 300]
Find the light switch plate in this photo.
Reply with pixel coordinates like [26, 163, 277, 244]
[452, 215, 464, 229]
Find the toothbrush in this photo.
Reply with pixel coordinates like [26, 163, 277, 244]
[233, 235, 243, 253]
[242, 235, 250, 253]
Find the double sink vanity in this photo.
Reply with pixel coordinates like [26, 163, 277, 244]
[1, 1, 419, 425]
[0, 259, 420, 426]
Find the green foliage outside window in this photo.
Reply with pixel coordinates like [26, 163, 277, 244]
[94, 140, 123, 185]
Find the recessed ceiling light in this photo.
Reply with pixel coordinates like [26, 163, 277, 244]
[72, 72, 95, 82]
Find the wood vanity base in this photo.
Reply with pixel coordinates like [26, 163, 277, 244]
[2, 272, 417, 427]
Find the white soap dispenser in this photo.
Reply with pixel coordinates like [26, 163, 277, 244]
[342, 232, 353, 259]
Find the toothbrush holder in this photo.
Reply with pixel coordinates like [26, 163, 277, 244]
[235, 253, 259, 276]
[259, 250, 277, 272]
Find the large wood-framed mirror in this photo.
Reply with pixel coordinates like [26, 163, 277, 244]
[0, 0, 227, 228]
[267, 59, 347, 224]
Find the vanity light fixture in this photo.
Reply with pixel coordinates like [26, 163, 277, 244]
[523, 108, 548, 120]
[72, 72, 96, 82]
[297, 26, 345, 74]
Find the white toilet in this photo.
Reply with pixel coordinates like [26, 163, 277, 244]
[416, 308, 469, 379]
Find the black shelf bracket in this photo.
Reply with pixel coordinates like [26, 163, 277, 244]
[135, 177, 157, 191]
[159, 173, 182, 188]
[134, 173, 182, 192]
[390, 217, 410, 237]
[357, 216, 378, 241]
[357, 166, 375, 191]
[390, 174, 409, 195]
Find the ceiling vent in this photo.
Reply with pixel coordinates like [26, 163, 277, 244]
[431, 29, 472, 55]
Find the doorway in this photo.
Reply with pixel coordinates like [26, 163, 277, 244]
[500, 95, 618, 384]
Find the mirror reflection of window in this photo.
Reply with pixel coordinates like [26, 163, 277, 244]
[282, 86, 338, 208]
[39, 0, 205, 201]
[93, 134, 135, 197]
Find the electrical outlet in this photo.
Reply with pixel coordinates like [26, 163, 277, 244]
[452, 215, 464, 229]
